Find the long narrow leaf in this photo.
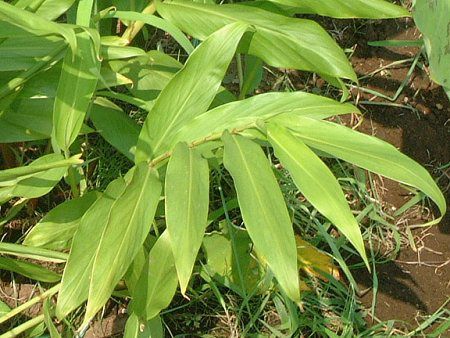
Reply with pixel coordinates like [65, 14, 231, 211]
[23, 192, 101, 250]
[85, 163, 162, 323]
[170, 91, 358, 148]
[0, 257, 61, 283]
[156, 0, 356, 81]
[131, 231, 178, 321]
[52, 31, 100, 152]
[166, 143, 209, 294]
[0, 154, 82, 187]
[56, 177, 128, 319]
[106, 10, 194, 54]
[0, 2, 77, 52]
[135, 22, 248, 161]
[222, 132, 299, 303]
[267, 123, 368, 267]
[271, 0, 410, 18]
[278, 116, 446, 223]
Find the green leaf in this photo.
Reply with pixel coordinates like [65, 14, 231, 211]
[0, 300, 10, 317]
[131, 231, 178, 321]
[0, 35, 66, 72]
[106, 10, 194, 54]
[52, 31, 100, 152]
[0, 64, 60, 143]
[271, 0, 410, 18]
[156, 0, 356, 81]
[135, 22, 249, 162]
[278, 116, 447, 224]
[241, 55, 263, 98]
[222, 132, 299, 303]
[90, 98, 140, 161]
[15, 0, 76, 21]
[76, 0, 95, 26]
[23, 191, 101, 250]
[85, 163, 162, 323]
[0, 154, 82, 203]
[0, 2, 77, 52]
[0, 154, 82, 187]
[56, 177, 128, 319]
[170, 91, 358, 148]
[413, 0, 450, 96]
[267, 123, 368, 267]
[202, 229, 260, 295]
[43, 299, 61, 338]
[107, 50, 183, 102]
[166, 143, 209, 294]
[0, 242, 68, 263]
[124, 312, 164, 338]
[0, 256, 61, 283]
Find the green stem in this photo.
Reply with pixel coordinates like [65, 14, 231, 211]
[148, 125, 255, 170]
[0, 315, 45, 338]
[0, 284, 60, 325]
[64, 150, 80, 198]
[236, 53, 244, 99]
[121, 2, 156, 44]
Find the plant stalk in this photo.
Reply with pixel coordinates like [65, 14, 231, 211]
[0, 284, 60, 325]
[121, 2, 156, 44]
[0, 314, 45, 338]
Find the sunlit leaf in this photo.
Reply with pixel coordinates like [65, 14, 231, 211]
[135, 22, 248, 161]
[85, 163, 162, 323]
[166, 143, 209, 294]
[131, 231, 178, 321]
[222, 132, 299, 303]
[24, 192, 101, 250]
[267, 123, 368, 267]
[277, 116, 446, 224]
[52, 31, 100, 152]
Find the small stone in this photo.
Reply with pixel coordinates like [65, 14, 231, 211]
[436, 103, 444, 110]
[422, 106, 432, 115]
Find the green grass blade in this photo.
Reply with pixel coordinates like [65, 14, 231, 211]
[165, 143, 209, 294]
[222, 132, 300, 303]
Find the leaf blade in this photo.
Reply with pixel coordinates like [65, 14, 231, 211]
[85, 163, 162, 323]
[267, 123, 368, 266]
[135, 22, 248, 161]
[222, 132, 299, 303]
[166, 143, 209, 294]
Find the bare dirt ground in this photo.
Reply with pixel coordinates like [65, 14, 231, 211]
[343, 17, 449, 331]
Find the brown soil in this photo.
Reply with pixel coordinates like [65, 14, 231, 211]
[341, 17, 450, 331]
